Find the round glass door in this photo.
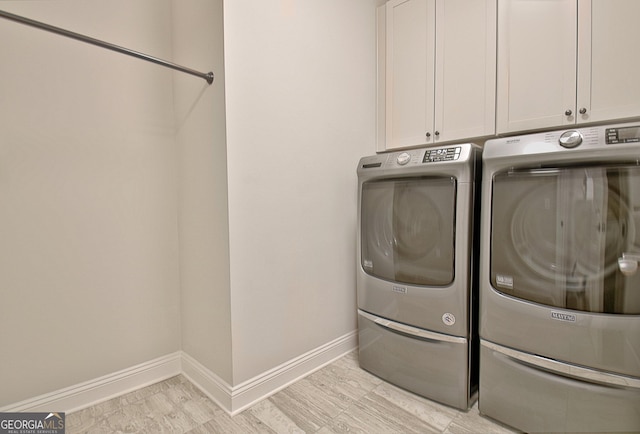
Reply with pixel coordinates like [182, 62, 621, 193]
[490, 165, 640, 314]
[361, 176, 456, 286]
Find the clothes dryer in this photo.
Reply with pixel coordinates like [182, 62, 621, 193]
[479, 123, 640, 432]
[357, 144, 481, 410]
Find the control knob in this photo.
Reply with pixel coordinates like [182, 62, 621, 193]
[558, 130, 583, 148]
[397, 152, 411, 165]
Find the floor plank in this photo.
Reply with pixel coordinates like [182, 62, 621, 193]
[66, 351, 519, 433]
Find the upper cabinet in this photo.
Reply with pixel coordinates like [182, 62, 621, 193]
[582, 1, 640, 124]
[497, 0, 640, 134]
[377, 0, 496, 151]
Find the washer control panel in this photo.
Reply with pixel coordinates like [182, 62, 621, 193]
[358, 144, 472, 172]
[423, 146, 461, 163]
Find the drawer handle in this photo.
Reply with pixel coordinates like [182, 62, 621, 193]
[483, 340, 640, 390]
[359, 310, 465, 344]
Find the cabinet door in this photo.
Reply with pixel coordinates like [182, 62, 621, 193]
[497, 0, 577, 134]
[577, 0, 640, 123]
[383, 0, 435, 150]
[434, 0, 496, 143]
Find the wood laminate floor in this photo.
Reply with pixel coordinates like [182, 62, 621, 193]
[66, 351, 518, 433]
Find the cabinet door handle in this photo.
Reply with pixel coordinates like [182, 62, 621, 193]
[434, 131, 440, 136]
[579, 108, 587, 114]
[426, 132, 431, 138]
[565, 109, 573, 116]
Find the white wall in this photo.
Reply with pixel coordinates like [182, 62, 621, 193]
[172, 0, 233, 385]
[172, 0, 378, 393]
[223, 0, 377, 384]
[0, 0, 378, 409]
[0, 0, 181, 406]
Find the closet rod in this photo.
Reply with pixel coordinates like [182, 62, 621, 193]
[0, 9, 214, 85]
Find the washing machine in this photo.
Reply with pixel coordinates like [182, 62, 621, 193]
[479, 122, 640, 432]
[356, 143, 481, 410]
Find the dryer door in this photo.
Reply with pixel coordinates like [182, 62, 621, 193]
[490, 165, 640, 314]
[361, 176, 456, 286]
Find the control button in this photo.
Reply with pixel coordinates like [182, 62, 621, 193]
[558, 130, 583, 148]
[397, 152, 411, 165]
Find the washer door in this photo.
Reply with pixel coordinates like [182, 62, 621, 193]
[361, 176, 456, 286]
[491, 165, 640, 314]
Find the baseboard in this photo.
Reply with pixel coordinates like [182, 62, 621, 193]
[1, 331, 358, 416]
[229, 330, 357, 415]
[0, 352, 182, 414]
[183, 330, 358, 415]
[180, 351, 233, 412]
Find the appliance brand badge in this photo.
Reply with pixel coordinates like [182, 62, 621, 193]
[442, 313, 456, 326]
[496, 274, 514, 289]
[551, 311, 577, 322]
[392, 285, 407, 294]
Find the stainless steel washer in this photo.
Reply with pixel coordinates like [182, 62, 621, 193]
[357, 143, 481, 410]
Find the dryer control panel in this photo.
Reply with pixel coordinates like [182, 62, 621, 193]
[606, 125, 640, 144]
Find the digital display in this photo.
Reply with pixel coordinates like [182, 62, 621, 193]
[423, 146, 461, 163]
[618, 127, 640, 140]
[606, 126, 640, 144]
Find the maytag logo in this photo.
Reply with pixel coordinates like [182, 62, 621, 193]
[551, 311, 577, 322]
[392, 285, 407, 294]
